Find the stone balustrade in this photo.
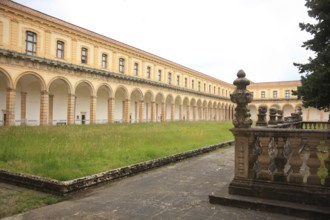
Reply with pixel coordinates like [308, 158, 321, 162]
[228, 70, 330, 206]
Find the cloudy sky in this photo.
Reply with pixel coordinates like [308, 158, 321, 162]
[13, 0, 314, 83]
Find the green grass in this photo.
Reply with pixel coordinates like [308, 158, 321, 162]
[0, 122, 233, 180]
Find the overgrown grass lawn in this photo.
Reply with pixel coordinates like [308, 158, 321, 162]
[0, 122, 233, 180]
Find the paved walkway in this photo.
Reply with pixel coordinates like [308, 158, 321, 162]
[4, 146, 305, 220]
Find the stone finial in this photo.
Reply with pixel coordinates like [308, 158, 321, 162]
[268, 107, 277, 125]
[256, 105, 268, 126]
[296, 106, 303, 121]
[230, 70, 253, 128]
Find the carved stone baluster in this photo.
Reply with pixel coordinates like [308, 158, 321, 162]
[306, 139, 321, 185]
[288, 137, 303, 184]
[324, 139, 330, 187]
[276, 110, 284, 124]
[258, 136, 272, 181]
[273, 137, 287, 182]
[256, 105, 268, 127]
[248, 135, 259, 179]
[268, 108, 277, 125]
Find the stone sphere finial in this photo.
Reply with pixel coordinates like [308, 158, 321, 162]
[233, 70, 250, 90]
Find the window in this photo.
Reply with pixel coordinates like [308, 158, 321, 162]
[134, 63, 138, 76]
[184, 78, 187, 88]
[261, 91, 265, 98]
[204, 83, 206, 92]
[158, 70, 162, 81]
[102, 53, 107, 69]
[285, 90, 290, 98]
[192, 80, 194, 89]
[81, 47, 88, 64]
[198, 81, 201, 91]
[273, 90, 278, 98]
[168, 72, 172, 85]
[56, 41, 64, 59]
[176, 75, 180, 86]
[119, 58, 125, 74]
[25, 31, 37, 55]
[146, 66, 151, 79]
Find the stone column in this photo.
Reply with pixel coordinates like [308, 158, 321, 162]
[20, 92, 27, 125]
[151, 101, 155, 122]
[193, 106, 196, 121]
[90, 96, 96, 124]
[6, 88, 15, 126]
[40, 91, 49, 126]
[123, 99, 129, 123]
[48, 94, 54, 125]
[67, 94, 76, 125]
[108, 97, 114, 123]
[161, 102, 165, 122]
[171, 103, 174, 121]
[179, 104, 182, 121]
[139, 100, 143, 123]
[186, 105, 190, 121]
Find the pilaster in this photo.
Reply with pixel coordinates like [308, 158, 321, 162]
[90, 96, 96, 124]
[48, 94, 54, 125]
[67, 94, 76, 125]
[108, 97, 114, 123]
[6, 88, 15, 126]
[139, 100, 143, 123]
[20, 92, 27, 125]
[40, 90, 49, 126]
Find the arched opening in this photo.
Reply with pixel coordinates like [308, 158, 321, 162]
[96, 85, 111, 124]
[75, 82, 93, 125]
[49, 78, 70, 125]
[165, 95, 173, 122]
[183, 97, 189, 121]
[130, 89, 143, 123]
[114, 87, 128, 123]
[197, 99, 202, 121]
[155, 93, 164, 122]
[248, 105, 258, 122]
[144, 91, 153, 122]
[208, 101, 212, 121]
[174, 96, 181, 121]
[282, 104, 294, 118]
[15, 74, 43, 126]
[203, 100, 207, 120]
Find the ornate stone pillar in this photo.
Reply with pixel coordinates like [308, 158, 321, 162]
[90, 96, 96, 124]
[230, 70, 253, 128]
[108, 97, 114, 123]
[48, 94, 54, 125]
[67, 94, 76, 125]
[21, 92, 27, 125]
[268, 108, 277, 125]
[6, 88, 15, 126]
[40, 91, 49, 126]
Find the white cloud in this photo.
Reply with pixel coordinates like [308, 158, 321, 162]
[13, 0, 314, 83]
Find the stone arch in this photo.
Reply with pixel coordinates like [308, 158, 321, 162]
[182, 97, 189, 121]
[212, 101, 217, 121]
[14, 72, 46, 125]
[144, 90, 154, 122]
[155, 92, 164, 122]
[114, 86, 129, 123]
[0, 67, 14, 88]
[207, 101, 212, 120]
[270, 104, 281, 110]
[47, 76, 73, 94]
[96, 84, 112, 124]
[48, 77, 72, 125]
[74, 80, 95, 97]
[130, 88, 144, 123]
[75, 81, 94, 124]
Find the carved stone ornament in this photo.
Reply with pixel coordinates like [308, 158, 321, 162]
[256, 105, 268, 126]
[230, 70, 253, 128]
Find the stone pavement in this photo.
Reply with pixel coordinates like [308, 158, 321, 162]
[4, 146, 306, 220]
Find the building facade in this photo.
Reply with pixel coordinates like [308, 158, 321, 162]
[0, 0, 327, 126]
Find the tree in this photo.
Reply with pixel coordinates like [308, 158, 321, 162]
[293, 0, 330, 112]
